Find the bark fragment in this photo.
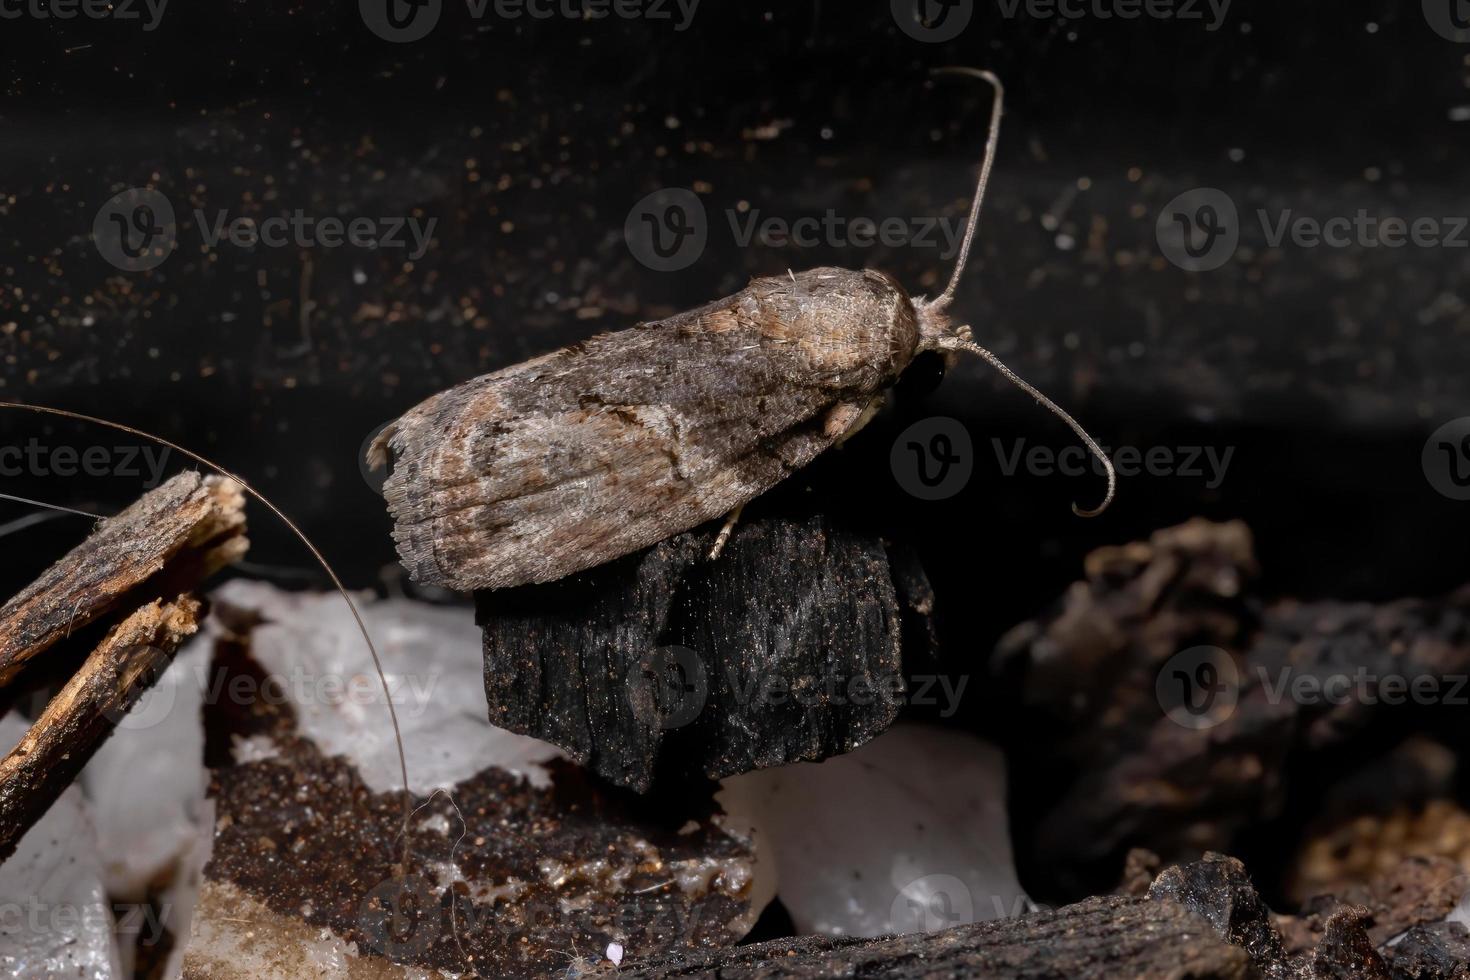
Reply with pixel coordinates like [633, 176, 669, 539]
[477, 513, 928, 792]
[0, 472, 245, 686]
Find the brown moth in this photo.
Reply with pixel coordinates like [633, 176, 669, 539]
[369, 69, 1115, 592]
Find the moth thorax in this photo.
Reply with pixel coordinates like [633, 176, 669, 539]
[915, 298, 956, 353]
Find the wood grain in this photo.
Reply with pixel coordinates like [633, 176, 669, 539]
[0, 596, 201, 862]
[0, 472, 245, 686]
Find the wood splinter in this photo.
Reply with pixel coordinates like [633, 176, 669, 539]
[0, 597, 202, 862]
[0, 471, 248, 861]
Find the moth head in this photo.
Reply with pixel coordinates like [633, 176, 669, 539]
[911, 67, 1116, 518]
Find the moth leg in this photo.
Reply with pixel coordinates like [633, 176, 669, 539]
[826, 397, 883, 446]
[707, 502, 745, 562]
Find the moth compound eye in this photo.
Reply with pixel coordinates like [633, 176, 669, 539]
[360, 421, 399, 497]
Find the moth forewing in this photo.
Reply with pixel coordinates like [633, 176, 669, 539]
[371, 69, 1115, 592]
[375, 268, 920, 592]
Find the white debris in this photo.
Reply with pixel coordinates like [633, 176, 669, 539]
[0, 714, 124, 979]
[606, 941, 624, 965]
[210, 580, 566, 795]
[230, 733, 281, 765]
[81, 638, 211, 899]
[719, 724, 1030, 937]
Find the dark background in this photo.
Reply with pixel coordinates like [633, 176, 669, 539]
[3, 0, 1470, 903]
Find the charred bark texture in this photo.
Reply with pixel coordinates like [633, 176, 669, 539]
[477, 513, 933, 792]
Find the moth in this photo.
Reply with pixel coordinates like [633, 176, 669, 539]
[369, 69, 1115, 592]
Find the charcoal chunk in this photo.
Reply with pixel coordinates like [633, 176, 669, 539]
[477, 513, 930, 792]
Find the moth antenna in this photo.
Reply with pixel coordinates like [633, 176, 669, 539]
[936, 337, 1116, 517]
[0, 491, 104, 520]
[0, 401, 417, 874]
[930, 66, 1004, 310]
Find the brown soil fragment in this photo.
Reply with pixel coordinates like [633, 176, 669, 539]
[182, 624, 757, 979]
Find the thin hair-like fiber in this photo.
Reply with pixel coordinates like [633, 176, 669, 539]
[930, 66, 1004, 311]
[938, 337, 1116, 516]
[0, 401, 416, 874]
[924, 67, 1116, 516]
[0, 491, 104, 520]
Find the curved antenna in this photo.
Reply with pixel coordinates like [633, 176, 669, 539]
[936, 336, 1116, 517]
[0, 491, 104, 520]
[0, 401, 415, 873]
[931, 66, 1004, 309]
